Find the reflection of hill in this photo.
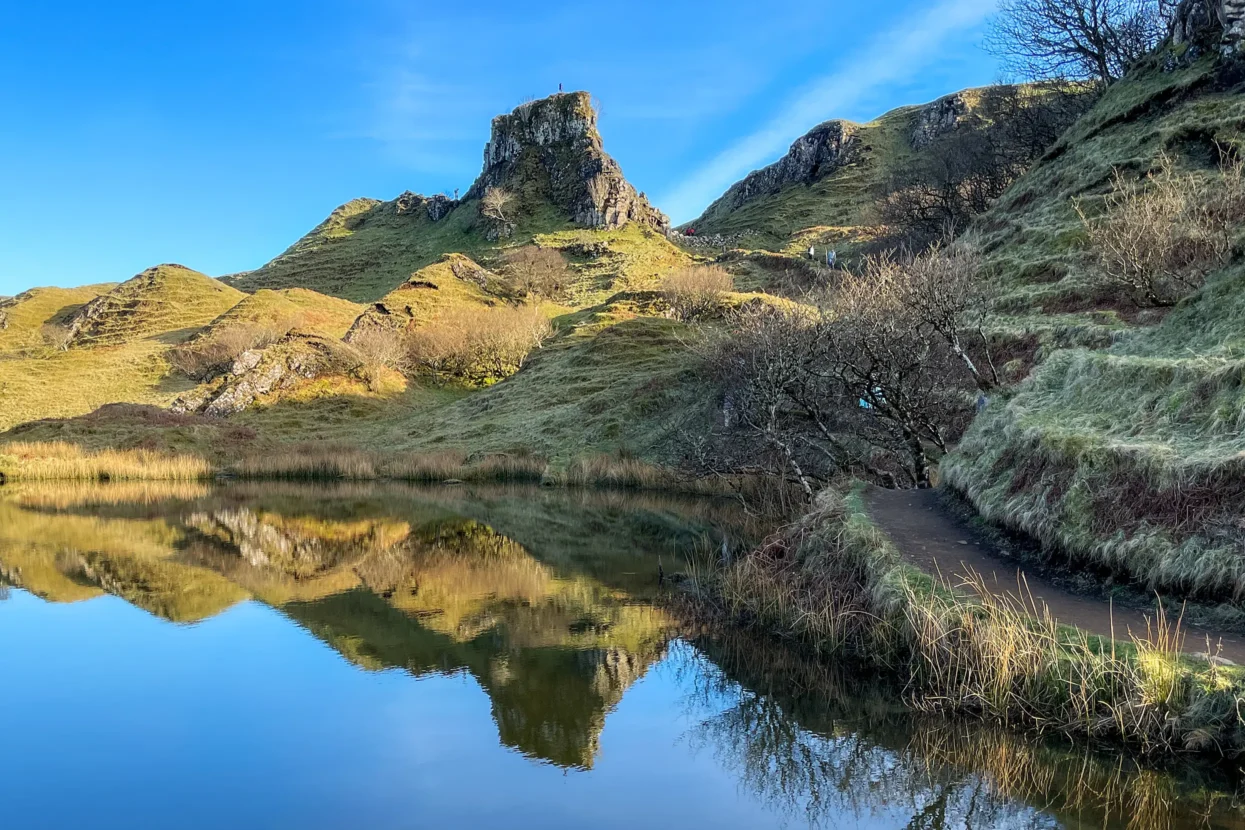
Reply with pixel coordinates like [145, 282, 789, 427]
[284, 587, 667, 769]
[0, 482, 720, 768]
[0, 501, 245, 619]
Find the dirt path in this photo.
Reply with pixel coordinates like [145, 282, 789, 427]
[865, 486, 1245, 664]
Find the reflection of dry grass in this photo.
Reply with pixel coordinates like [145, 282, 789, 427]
[6, 480, 211, 508]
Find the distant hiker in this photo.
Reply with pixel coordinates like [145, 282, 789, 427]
[559, 83, 563, 92]
[454, 188, 459, 200]
[827, 249, 837, 268]
[808, 245, 815, 261]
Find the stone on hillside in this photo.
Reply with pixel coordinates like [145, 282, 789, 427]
[912, 93, 969, 148]
[172, 334, 357, 416]
[1169, 0, 1245, 55]
[394, 190, 459, 221]
[464, 91, 669, 233]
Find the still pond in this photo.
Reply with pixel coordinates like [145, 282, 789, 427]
[0, 481, 1241, 829]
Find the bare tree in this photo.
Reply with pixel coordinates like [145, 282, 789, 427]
[707, 272, 976, 490]
[480, 186, 515, 224]
[502, 246, 573, 300]
[40, 323, 73, 352]
[987, 0, 1169, 87]
[890, 246, 1001, 391]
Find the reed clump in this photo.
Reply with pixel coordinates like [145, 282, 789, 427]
[0, 441, 213, 482]
[684, 487, 1245, 755]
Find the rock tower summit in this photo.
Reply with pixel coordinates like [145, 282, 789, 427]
[465, 91, 669, 233]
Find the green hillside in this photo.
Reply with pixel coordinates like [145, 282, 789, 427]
[685, 87, 1012, 254]
[944, 52, 1245, 602]
[0, 284, 114, 351]
[67, 264, 246, 346]
[204, 287, 364, 340]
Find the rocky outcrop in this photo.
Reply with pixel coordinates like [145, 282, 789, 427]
[172, 334, 358, 416]
[693, 120, 860, 219]
[187, 508, 401, 578]
[394, 191, 458, 221]
[1170, 0, 1245, 55]
[464, 92, 669, 233]
[912, 93, 970, 148]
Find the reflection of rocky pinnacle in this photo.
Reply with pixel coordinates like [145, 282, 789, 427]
[488, 644, 666, 770]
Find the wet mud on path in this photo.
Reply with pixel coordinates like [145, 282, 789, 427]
[865, 486, 1245, 665]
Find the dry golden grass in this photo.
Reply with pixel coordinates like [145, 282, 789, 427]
[0, 441, 212, 482]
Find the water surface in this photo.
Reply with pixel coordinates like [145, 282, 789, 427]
[1, 482, 1241, 829]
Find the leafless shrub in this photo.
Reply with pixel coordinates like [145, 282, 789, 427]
[347, 326, 409, 391]
[502, 246, 573, 300]
[662, 266, 734, 321]
[167, 322, 287, 379]
[1077, 153, 1245, 306]
[406, 304, 552, 385]
[40, 323, 73, 352]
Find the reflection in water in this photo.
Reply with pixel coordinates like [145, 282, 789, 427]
[683, 628, 1245, 829]
[0, 482, 734, 770]
[2, 481, 1243, 827]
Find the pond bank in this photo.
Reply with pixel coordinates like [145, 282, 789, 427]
[680, 485, 1245, 757]
[866, 486, 1245, 664]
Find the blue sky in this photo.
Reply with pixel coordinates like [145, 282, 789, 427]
[0, 0, 999, 295]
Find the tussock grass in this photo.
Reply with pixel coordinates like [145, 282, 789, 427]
[684, 487, 1245, 755]
[230, 446, 548, 483]
[0, 441, 212, 482]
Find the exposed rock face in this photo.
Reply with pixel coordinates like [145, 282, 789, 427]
[1170, 0, 1245, 55]
[171, 334, 357, 416]
[912, 93, 969, 148]
[694, 120, 860, 218]
[464, 92, 669, 233]
[394, 191, 458, 221]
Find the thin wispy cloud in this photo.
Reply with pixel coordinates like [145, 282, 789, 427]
[660, 0, 997, 222]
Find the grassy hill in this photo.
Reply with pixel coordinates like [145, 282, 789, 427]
[204, 287, 364, 340]
[67, 264, 246, 347]
[943, 52, 1245, 603]
[684, 88, 1006, 254]
[0, 284, 114, 351]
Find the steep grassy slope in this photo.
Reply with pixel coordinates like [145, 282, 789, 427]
[68, 264, 246, 346]
[0, 285, 113, 351]
[944, 53, 1245, 602]
[227, 195, 499, 303]
[230, 196, 688, 306]
[685, 88, 1011, 254]
[204, 287, 363, 340]
[687, 110, 912, 251]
